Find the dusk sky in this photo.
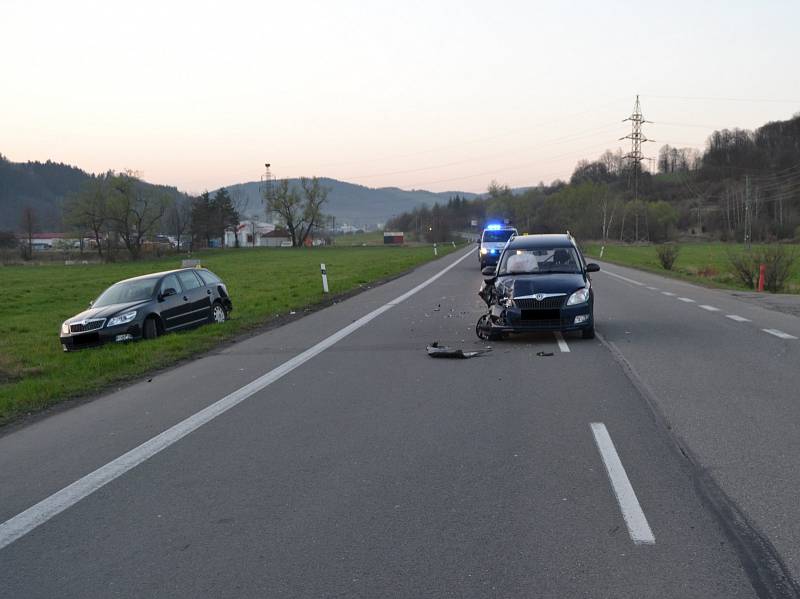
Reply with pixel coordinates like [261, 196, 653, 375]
[2, 0, 799, 194]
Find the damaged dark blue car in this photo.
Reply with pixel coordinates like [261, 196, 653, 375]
[476, 234, 599, 340]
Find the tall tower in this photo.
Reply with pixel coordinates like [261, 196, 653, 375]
[620, 95, 654, 202]
[260, 162, 275, 221]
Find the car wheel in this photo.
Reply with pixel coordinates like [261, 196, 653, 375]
[582, 324, 595, 339]
[211, 302, 227, 324]
[143, 317, 159, 340]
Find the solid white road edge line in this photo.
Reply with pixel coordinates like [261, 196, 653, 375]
[554, 331, 570, 353]
[603, 270, 645, 286]
[762, 328, 798, 340]
[699, 305, 720, 312]
[590, 422, 656, 545]
[726, 314, 751, 322]
[0, 249, 476, 552]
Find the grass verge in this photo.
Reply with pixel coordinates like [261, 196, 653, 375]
[582, 242, 800, 293]
[0, 244, 457, 426]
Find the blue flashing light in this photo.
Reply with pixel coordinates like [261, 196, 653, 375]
[486, 223, 503, 230]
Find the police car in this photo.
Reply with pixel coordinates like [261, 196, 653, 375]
[478, 224, 518, 269]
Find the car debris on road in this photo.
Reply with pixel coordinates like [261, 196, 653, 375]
[426, 341, 492, 359]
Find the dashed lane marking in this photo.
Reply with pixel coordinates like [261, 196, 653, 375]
[590, 423, 655, 546]
[678, 297, 695, 303]
[661, 291, 676, 297]
[699, 305, 720, 312]
[763, 329, 798, 340]
[554, 331, 570, 353]
[603, 271, 645, 286]
[726, 315, 751, 322]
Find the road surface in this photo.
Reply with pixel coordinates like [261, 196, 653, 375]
[1, 248, 799, 598]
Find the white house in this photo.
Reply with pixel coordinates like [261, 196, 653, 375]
[224, 221, 276, 248]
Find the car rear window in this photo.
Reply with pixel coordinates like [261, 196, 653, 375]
[177, 270, 202, 291]
[197, 270, 222, 285]
[483, 230, 516, 243]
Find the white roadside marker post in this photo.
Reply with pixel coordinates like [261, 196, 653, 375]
[320, 263, 329, 293]
[600, 246, 605, 258]
[434, 243, 438, 256]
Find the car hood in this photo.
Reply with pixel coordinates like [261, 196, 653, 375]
[67, 300, 149, 323]
[497, 273, 586, 296]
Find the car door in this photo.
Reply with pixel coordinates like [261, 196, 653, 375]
[157, 274, 191, 331]
[175, 270, 212, 327]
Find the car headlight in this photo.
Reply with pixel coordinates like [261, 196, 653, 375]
[566, 286, 590, 306]
[107, 311, 137, 327]
[480, 247, 488, 255]
[61, 321, 70, 335]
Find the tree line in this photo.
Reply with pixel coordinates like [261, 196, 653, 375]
[57, 171, 240, 260]
[386, 113, 800, 244]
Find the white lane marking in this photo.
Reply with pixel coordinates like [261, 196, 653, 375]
[661, 291, 676, 297]
[763, 329, 798, 340]
[699, 305, 720, 312]
[678, 297, 695, 303]
[646, 286, 659, 291]
[554, 331, 570, 353]
[726, 314, 751, 322]
[0, 250, 475, 552]
[603, 270, 645, 287]
[590, 423, 656, 545]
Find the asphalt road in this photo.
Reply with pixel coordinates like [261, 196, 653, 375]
[1, 248, 798, 598]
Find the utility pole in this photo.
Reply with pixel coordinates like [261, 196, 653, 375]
[620, 95, 654, 241]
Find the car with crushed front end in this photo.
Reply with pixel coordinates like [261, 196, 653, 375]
[476, 233, 599, 340]
[478, 224, 518, 269]
[59, 268, 233, 351]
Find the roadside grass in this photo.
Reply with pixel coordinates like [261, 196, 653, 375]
[332, 231, 385, 245]
[582, 242, 800, 293]
[0, 244, 457, 425]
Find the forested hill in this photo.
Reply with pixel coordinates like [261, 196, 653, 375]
[0, 155, 479, 232]
[387, 112, 800, 244]
[219, 178, 480, 228]
[0, 156, 185, 231]
[0, 157, 89, 231]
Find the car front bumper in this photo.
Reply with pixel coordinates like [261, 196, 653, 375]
[60, 322, 143, 351]
[484, 303, 593, 333]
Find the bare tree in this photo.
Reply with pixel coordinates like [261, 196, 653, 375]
[265, 179, 303, 246]
[296, 177, 330, 246]
[165, 194, 192, 251]
[19, 205, 37, 260]
[64, 174, 110, 258]
[108, 172, 168, 259]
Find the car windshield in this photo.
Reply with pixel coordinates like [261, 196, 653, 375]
[497, 247, 582, 275]
[483, 230, 516, 243]
[94, 278, 158, 307]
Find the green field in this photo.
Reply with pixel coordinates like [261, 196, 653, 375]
[582, 242, 800, 293]
[0, 244, 456, 425]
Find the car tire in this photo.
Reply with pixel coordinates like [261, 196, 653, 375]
[211, 302, 227, 324]
[143, 317, 159, 340]
[582, 324, 595, 339]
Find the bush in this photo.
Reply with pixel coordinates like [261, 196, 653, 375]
[726, 245, 798, 292]
[655, 243, 680, 270]
[761, 245, 797, 293]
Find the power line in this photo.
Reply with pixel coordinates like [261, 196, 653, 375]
[641, 93, 800, 104]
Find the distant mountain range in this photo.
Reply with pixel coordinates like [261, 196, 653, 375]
[220, 178, 481, 228]
[0, 156, 482, 231]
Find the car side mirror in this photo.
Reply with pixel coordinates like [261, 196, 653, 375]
[585, 263, 600, 273]
[481, 266, 496, 280]
[159, 287, 177, 300]
[89, 300, 94, 307]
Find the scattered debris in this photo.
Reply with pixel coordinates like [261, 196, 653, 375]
[426, 341, 492, 359]
[536, 351, 554, 357]
[433, 304, 441, 312]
